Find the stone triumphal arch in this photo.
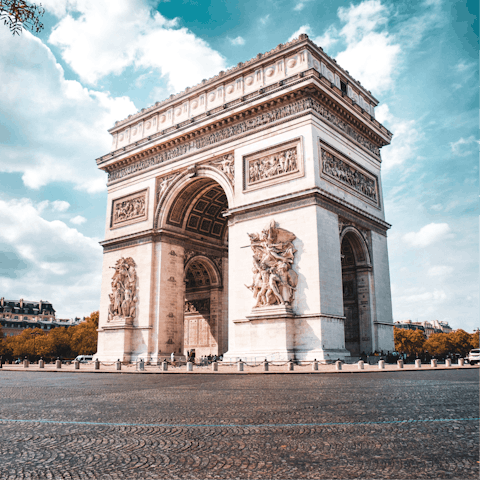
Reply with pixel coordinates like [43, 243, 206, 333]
[95, 34, 394, 363]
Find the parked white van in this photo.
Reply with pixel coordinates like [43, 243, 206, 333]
[75, 355, 93, 363]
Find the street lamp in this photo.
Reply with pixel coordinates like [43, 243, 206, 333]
[30, 331, 41, 362]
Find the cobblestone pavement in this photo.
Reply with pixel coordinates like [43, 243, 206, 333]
[0, 370, 478, 479]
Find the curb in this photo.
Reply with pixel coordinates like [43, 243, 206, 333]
[0, 366, 477, 375]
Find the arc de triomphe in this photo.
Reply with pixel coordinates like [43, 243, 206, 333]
[94, 34, 394, 363]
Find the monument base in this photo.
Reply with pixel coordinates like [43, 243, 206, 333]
[223, 313, 351, 363]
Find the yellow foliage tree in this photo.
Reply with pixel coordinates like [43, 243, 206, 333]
[394, 328, 425, 356]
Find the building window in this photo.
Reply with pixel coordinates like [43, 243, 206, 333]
[14, 316, 18, 319]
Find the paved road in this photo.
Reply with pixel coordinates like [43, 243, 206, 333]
[0, 369, 478, 479]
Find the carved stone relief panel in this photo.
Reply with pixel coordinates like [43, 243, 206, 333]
[320, 142, 379, 207]
[245, 220, 298, 308]
[243, 138, 304, 191]
[107, 257, 137, 325]
[111, 189, 148, 229]
[209, 153, 234, 186]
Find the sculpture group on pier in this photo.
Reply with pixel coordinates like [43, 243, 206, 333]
[108, 257, 137, 324]
[245, 220, 298, 308]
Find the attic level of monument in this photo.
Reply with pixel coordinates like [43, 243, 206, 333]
[108, 34, 380, 133]
[97, 35, 392, 176]
[99, 81, 392, 186]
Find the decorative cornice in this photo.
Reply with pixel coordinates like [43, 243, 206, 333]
[105, 91, 386, 184]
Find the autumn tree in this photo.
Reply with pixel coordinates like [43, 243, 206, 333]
[0, 0, 44, 35]
[449, 329, 473, 357]
[470, 331, 479, 349]
[69, 311, 99, 356]
[394, 328, 425, 356]
[424, 333, 451, 357]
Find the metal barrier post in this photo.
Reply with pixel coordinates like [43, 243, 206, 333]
[74, 360, 80, 370]
[358, 360, 364, 370]
[378, 360, 385, 369]
[39, 358, 44, 369]
[116, 360, 122, 371]
[445, 359, 451, 367]
[431, 359, 437, 368]
[415, 359, 421, 368]
[161, 361, 168, 372]
[288, 361, 294, 371]
[186, 362, 193, 372]
[55, 358, 62, 369]
[335, 361, 342, 371]
[312, 360, 318, 371]
[458, 358, 465, 367]
[238, 360, 244, 372]
[94, 359, 100, 370]
[263, 360, 269, 372]
[212, 361, 218, 372]
[397, 359, 404, 369]
[23, 357, 29, 368]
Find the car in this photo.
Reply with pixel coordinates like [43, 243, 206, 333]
[75, 355, 93, 363]
[467, 349, 480, 365]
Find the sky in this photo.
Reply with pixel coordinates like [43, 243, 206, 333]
[0, 0, 478, 330]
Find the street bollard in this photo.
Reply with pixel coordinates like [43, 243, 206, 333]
[263, 360, 269, 372]
[445, 358, 451, 367]
[0, 357, 3, 369]
[288, 361, 294, 371]
[116, 360, 122, 371]
[138, 359, 145, 371]
[415, 359, 422, 368]
[458, 358, 464, 367]
[335, 360, 342, 371]
[358, 360, 364, 370]
[212, 361, 218, 372]
[238, 360, 244, 372]
[161, 361, 168, 372]
[379, 360, 385, 369]
[312, 360, 318, 371]
[431, 359, 437, 368]
[94, 359, 100, 370]
[186, 361, 193, 372]
[74, 360, 80, 370]
[23, 358, 29, 368]
[397, 359, 404, 369]
[39, 358, 44, 369]
[56, 358, 62, 369]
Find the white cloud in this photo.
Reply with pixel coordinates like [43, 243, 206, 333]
[398, 289, 447, 303]
[288, 25, 312, 42]
[293, 0, 313, 11]
[70, 215, 87, 225]
[229, 36, 245, 46]
[0, 198, 102, 317]
[450, 135, 478, 157]
[312, 26, 339, 51]
[0, 28, 136, 192]
[46, 0, 226, 92]
[51, 200, 71, 212]
[427, 265, 454, 278]
[403, 223, 453, 248]
[376, 104, 423, 170]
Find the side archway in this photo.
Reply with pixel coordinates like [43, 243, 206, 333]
[340, 227, 373, 357]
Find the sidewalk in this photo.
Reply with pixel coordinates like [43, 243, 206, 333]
[1, 362, 477, 375]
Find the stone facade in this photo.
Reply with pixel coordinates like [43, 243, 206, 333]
[95, 34, 394, 363]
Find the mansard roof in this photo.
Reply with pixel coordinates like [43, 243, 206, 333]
[0, 299, 55, 315]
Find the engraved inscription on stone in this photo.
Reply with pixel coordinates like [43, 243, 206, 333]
[244, 139, 303, 191]
[321, 148, 378, 205]
[111, 189, 147, 228]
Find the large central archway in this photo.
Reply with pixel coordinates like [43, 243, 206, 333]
[157, 171, 231, 359]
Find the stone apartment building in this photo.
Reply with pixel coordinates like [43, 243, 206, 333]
[0, 298, 78, 337]
[394, 319, 453, 338]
